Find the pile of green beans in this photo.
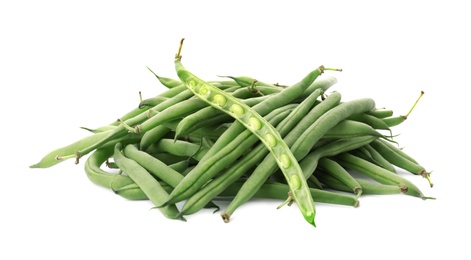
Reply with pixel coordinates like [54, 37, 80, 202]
[30, 39, 434, 227]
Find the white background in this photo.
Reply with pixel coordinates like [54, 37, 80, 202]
[1, 0, 470, 259]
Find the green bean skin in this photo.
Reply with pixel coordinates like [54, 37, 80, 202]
[113, 143, 184, 220]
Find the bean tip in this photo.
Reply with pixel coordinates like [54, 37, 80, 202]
[221, 212, 231, 223]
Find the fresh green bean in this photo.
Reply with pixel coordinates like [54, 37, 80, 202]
[369, 139, 432, 187]
[334, 153, 433, 199]
[147, 66, 183, 89]
[146, 139, 209, 162]
[315, 170, 403, 195]
[377, 138, 418, 164]
[113, 143, 184, 220]
[367, 108, 394, 118]
[123, 144, 184, 187]
[84, 146, 135, 189]
[299, 136, 378, 180]
[80, 125, 117, 134]
[361, 144, 397, 173]
[316, 158, 362, 196]
[138, 96, 168, 109]
[139, 125, 172, 151]
[321, 119, 391, 140]
[348, 113, 391, 132]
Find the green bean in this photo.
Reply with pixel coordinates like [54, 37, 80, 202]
[168, 160, 192, 174]
[146, 139, 209, 162]
[84, 146, 135, 189]
[369, 139, 432, 187]
[113, 143, 184, 220]
[217, 75, 285, 95]
[147, 66, 183, 89]
[299, 136, 378, 180]
[150, 152, 190, 166]
[123, 144, 184, 188]
[382, 91, 424, 127]
[334, 153, 433, 199]
[180, 89, 324, 217]
[222, 92, 342, 221]
[139, 125, 172, 151]
[30, 131, 109, 168]
[80, 125, 117, 134]
[377, 138, 418, 164]
[298, 76, 338, 100]
[315, 170, 403, 195]
[316, 158, 362, 196]
[367, 108, 394, 119]
[216, 76, 283, 96]
[138, 96, 168, 109]
[361, 144, 397, 173]
[306, 175, 324, 189]
[153, 85, 188, 98]
[136, 98, 213, 134]
[321, 119, 391, 140]
[348, 113, 391, 132]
